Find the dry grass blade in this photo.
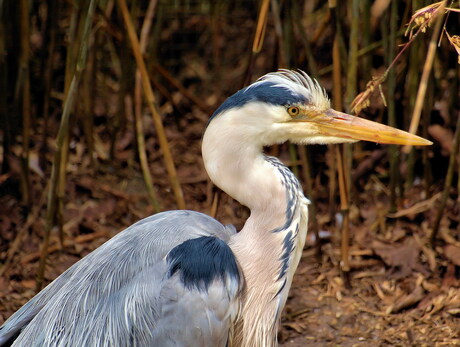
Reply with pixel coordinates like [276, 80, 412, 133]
[117, 0, 185, 210]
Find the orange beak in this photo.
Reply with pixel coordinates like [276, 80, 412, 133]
[307, 109, 432, 146]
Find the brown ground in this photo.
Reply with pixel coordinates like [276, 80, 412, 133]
[0, 108, 459, 345]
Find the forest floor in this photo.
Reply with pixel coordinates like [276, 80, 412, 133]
[0, 107, 459, 346]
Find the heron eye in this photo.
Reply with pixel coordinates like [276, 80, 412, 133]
[287, 106, 300, 117]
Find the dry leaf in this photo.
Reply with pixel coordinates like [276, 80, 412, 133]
[445, 30, 460, 64]
[372, 238, 429, 277]
[387, 285, 425, 314]
[444, 245, 460, 266]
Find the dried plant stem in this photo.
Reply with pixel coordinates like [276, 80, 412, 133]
[245, 0, 270, 85]
[285, 145, 297, 177]
[253, 0, 270, 54]
[340, 0, 360, 285]
[403, 1, 446, 154]
[431, 116, 460, 246]
[55, 1, 81, 246]
[361, 0, 372, 81]
[134, 0, 161, 212]
[0, 5, 8, 174]
[387, 0, 399, 212]
[404, 13, 422, 188]
[117, 0, 185, 210]
[41, 0, 58, 170]
[298, 146, 320, 258]
[270, 0, 287, 67]
[328, 0, 341, 218]
[291, 3, 317, 74]
[336, 145, 350, 278]
[210, 192, 219, 219]
[37, 0, 97, 291]
[19, 0, 31, 207]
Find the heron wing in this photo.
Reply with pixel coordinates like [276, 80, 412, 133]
[0, 210, 240, 347]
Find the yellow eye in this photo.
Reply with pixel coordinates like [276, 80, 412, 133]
[287, 106, 300, 117]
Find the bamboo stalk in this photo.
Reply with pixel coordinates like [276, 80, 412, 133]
[387, 0, 399, 213]
[56, 0, 82, 246]
[117, 0, 186, 210]
[340, 0, 361, 286]
[336, 145, 350, 281]
[0, 3, 9, 174]
[291, 1, 317, 74]
[134, 0, 161, 212]
[361, 0, 372, 82]
[431, 116, 460, 245]
[404, 1, 445, 154]
[404, 0, 422, 189]
[40, 0, 58, 171]
[298, 145, 320, 258]
[329, 1, 342, 217]
[252, 0, 270, 54]
[19, 0, 31, 207]
[244, 0, 270, 86]
[270, 0, 287, 67]
[81, 25, 95, 166]
[37, 0, 98, 291]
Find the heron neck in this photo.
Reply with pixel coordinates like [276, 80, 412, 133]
[202, 119, 309, 347]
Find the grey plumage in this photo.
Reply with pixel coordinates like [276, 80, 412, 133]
[0, 211, 240, 346]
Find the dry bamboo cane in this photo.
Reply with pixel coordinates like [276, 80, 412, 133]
[270, 0, 287, 67]
[387, 0, 400, 213]
[117, 0, 185, 210]
[134, 0, 161, 213]
[403, 1, 446, 154]
[19, 0, 31, 207]
[36, 0, 98, 291]
[298, 146, 320, 258]
[244, 0, 270, 86]
[431, 116, 460, 246]
[340, 0, 361, 286]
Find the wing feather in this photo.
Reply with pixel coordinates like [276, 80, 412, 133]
[0, 210, 239, 347]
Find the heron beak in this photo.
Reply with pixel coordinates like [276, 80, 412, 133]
[306, 109, 432, 146]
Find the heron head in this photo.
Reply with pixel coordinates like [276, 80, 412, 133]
[208, 69, 431, 147]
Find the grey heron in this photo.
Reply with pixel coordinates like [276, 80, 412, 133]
[0, 70, 431, 347]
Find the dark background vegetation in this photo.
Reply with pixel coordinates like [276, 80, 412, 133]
[0, 0, 459, 345]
